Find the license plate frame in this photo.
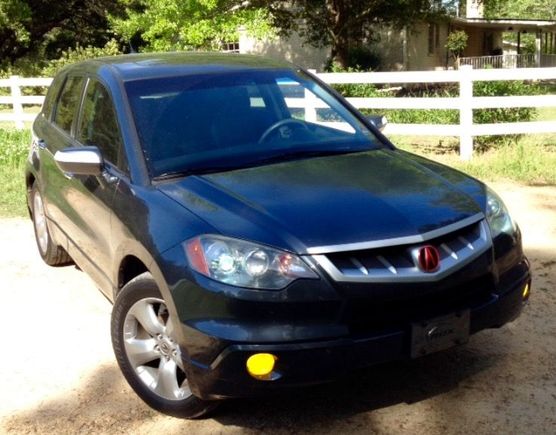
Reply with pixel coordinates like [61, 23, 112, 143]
[410, 310, 470, 358]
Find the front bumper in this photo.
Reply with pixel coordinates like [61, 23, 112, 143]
[181, 259, 530, 400]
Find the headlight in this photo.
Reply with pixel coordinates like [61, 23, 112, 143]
[184, 235, 318, 289]
[485, 187, 516, 238]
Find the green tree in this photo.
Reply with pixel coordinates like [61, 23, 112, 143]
[0, 0, 124, 72]
[110, 0, 273, 52]
[445, 30, 468, 63]
[484, 0, 556, 19]
[250, 0, 450, 68]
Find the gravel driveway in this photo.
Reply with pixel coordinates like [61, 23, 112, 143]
[1, 182, 555, 434]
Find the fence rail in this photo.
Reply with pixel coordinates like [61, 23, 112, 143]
[0, 77, 52, 128]
[1, 67, 555, 159]
[315, 66, 556, 159]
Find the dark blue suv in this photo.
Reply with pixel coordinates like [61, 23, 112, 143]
[25, 53, 531, 418]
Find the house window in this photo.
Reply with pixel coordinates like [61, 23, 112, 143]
[428, 24, 439, 55]
[222, 42, 240, 53]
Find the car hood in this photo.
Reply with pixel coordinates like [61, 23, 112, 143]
[157, 149, 486, 254]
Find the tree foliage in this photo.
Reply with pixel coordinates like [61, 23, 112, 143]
[110, 0, 273, 52]
[484, 0, 556, 19]
[445, 30, 468, 62]
[41, 39, 122, 76]
[0, 0, 124, 72]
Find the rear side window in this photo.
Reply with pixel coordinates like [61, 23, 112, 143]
[77, 79, 123, 166]
[53, 76, 85, 133]
[42, 75, 65, 120]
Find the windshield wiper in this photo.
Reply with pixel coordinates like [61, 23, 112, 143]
[153, 164, 244, 180]
[153, 148, 366, 180]
[252, 147, 363, 166]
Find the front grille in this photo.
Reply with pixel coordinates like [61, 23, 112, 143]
[311, 218, 491, 283]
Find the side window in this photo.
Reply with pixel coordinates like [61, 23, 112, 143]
[77, 80, 123, 166]
[42, 75, 65, 120]
[53, 76, 85, 133]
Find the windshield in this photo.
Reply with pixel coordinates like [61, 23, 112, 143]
[124, 68, 381, 178]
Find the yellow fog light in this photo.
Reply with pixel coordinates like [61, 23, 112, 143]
[246, 353, 277, 380]
[522, 283, 530, 300]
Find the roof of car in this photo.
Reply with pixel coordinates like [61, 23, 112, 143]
[70, 52, 295, 82]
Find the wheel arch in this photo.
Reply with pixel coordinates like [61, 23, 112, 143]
[113, 244, 174, 311]
[25, 172, 36, 218]
[118, 255, 149, 292]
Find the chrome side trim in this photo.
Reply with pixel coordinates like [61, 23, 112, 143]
[305, 213, 485, 255]
[310, 220, 492, 283]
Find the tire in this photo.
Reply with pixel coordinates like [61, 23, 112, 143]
[31, 184, 72, 266]
[111, 272, 218, 418]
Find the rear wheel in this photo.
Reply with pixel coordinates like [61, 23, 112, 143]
[31, 184, 71, 266]
[111, 272, 218, 418]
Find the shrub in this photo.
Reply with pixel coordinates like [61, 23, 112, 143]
[473, 80, 541, 150]
[327, 63, 383, 98]
[41, 39, 122, 76]
[347, 47, 381, 71]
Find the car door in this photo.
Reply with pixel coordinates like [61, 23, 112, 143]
[38, 74, 86, 246]
[64, 77, 128, 291]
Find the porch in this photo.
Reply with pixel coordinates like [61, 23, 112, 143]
[450, 17, 556, 69]
[458, 53, 556, 69]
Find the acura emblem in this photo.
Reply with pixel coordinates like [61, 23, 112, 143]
[415, 245, 440, 273]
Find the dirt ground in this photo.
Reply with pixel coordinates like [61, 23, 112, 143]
[1, 182, 555, 435]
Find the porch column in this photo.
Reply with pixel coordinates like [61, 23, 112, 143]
[517, 31, 521, 55]
[535, 31, 542, 66]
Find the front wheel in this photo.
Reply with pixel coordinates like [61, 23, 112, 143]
[111, 272, 218, 418]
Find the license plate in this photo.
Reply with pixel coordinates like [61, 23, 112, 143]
[410, 310, 470, 358]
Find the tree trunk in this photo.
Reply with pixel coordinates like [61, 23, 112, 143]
[331, 34, 350, 68]
[326, 0, 350, 68]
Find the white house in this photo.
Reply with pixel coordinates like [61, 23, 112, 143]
[238, 0, 556, 70]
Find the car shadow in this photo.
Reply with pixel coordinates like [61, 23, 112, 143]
[2, 337, 503, 433]
[212, 342, 502, 431]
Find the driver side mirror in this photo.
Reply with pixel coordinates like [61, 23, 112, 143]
[54, 146, 104, 176]
[367, 115, 388, 132]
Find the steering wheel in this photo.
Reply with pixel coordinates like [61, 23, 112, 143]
[258, 119, 310, 144]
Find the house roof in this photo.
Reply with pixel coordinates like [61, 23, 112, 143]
[451, 17, 556, 32]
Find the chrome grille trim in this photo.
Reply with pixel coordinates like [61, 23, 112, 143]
[350, 257, 368, 275]
[306, 213, 484, 255]
[310, 219, 491, 283]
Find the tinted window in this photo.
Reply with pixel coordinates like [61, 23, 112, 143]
[42, 75, 65, 120]
[125, 70, 379, 177]
[53, 76, 85, 133]
[77, 80, 123, 166]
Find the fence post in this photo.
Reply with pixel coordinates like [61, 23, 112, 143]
[459, 65, 473, 160]
[9, 75, 25, 130]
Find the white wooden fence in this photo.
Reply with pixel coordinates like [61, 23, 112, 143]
[0, 76, 52, 128]
[1, 66, 555, 159]
[315, 66, 556, 160]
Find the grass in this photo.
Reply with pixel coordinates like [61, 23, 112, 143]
[405, 140, 556, 185]
[391, 105, 556, 185]
[0, 128, 31, 217]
